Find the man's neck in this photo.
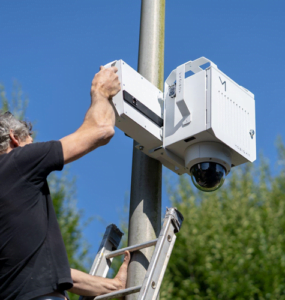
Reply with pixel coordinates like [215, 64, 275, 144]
[6, 147, 13, 153]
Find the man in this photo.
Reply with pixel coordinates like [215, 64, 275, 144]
[0, 66, 130, 300]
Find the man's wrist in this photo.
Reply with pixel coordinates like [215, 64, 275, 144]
[91, 86, 111, 102]
[111, 278, 124, 290]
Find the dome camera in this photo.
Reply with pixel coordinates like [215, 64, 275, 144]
[185, 142, 231, 192]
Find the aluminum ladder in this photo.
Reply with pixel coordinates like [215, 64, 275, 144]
[79, 207, 183, 300]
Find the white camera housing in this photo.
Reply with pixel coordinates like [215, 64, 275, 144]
[106, 57, 256, 179]
[105, 60, 163, 153]
[163, 57, 256, 176]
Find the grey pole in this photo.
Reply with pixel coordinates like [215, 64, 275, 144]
[127, 0, 165, 299]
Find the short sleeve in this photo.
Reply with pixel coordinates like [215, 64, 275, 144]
[13, 141, 64, 184]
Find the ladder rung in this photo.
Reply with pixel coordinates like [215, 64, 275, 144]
[94, 285, 142, 300]
[105, 239, 158, 259]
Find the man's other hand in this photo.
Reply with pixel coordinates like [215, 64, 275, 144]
[69, 251, 131, 297]
[113, 251, 131, 290]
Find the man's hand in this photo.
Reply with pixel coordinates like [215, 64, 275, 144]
[60, 65, 121, 164]
[69, 251, 131, 297]
[91, 66, 120, 100]
[113, 251, 131, 290]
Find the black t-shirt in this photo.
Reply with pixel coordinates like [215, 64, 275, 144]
[0, 141, 73, 300]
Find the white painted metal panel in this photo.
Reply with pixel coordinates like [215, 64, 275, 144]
[210, 67, 256, 163]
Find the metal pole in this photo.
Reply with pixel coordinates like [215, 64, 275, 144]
[127, 0, 165, 299]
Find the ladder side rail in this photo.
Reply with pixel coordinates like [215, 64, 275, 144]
[137, 216, 172, 300]
[142, 220, 176, 300]
[138, 208, 183, 300]
[152, 229, 176, 297]
[91, 240, 114, 277]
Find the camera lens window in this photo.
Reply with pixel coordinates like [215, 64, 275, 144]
[190, 162, 226, 192]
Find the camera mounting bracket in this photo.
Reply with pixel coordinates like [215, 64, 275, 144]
[166, 57, 217, 126]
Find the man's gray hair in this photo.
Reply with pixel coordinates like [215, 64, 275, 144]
[0, 111, 32, 154]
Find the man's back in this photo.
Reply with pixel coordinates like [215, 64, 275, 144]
[0, 141, 72, 300]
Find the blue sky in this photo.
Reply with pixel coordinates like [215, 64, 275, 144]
[1, 1, 285, 259]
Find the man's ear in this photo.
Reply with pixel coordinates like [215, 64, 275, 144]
[9, 130, 20, 148]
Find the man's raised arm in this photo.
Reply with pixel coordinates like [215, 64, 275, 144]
[60, 65, 120, 164]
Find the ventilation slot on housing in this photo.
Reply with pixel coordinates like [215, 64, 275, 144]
[217, 91, 250, 156]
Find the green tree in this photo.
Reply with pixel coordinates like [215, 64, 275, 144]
[108, 143, 285, 300]
[0, 82, 89, 300]
[160, 147, 285, 300]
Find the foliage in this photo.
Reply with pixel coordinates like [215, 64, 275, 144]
[48, 172, 89, 272]
[107, 194, 129, 300]
[0, 82, 89, 300]
[104, 142, 285, 300]
[160, 148, 285, 300]
[0, 81, 29, 121]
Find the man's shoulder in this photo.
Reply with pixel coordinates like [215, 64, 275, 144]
[13, 141, 62, 156]
[0, 141, 63, 178]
